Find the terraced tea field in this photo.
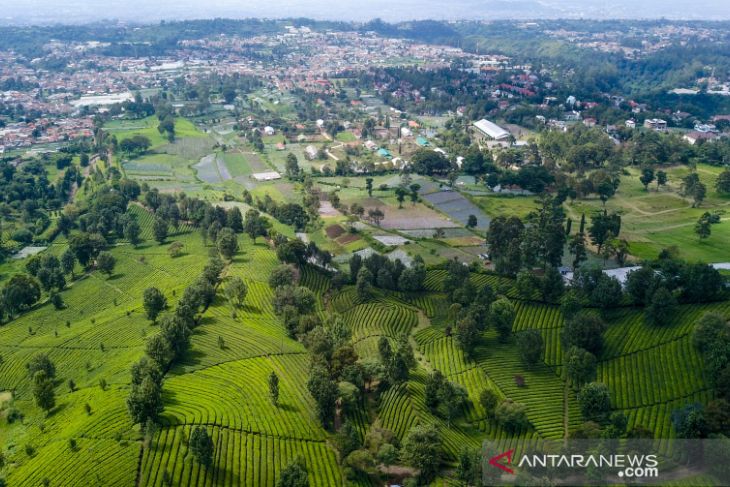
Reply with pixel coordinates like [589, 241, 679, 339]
[1, 209, 728, 486]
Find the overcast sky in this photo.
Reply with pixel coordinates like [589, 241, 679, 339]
[3, 0, 730, 24]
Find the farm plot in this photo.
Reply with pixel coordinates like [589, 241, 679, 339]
[376, 202, 460, 230]
[602, 301, 730, 358]
[216, 153, 232, 180]
[8, 437, 139, 487]
[123, 154, 176, 177]
[140, 425, 341, 487]
[194, 154, 222, 183]
[344, 301, 418, 356]
[161, 354, 325, 440]
[598, 337, 708, 409]
[221, 151, 252, 178]
[423, 190, 491, 230]
[473, 332, 575, 439]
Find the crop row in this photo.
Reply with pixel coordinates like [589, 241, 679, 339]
[603, 301, 730, 358]
[343, 301, 418, 344]
[141, 425, 341, 487]
[598, 337, 708, 409]
[9, 437, 138, 487]
[513, 302, 564, 331]
[622, 390, 712, 443]
[161, 354, 325, 441]
[299, 266, 330, 295]
[473, 333, 569, 440]
[418, 336, 470, 377]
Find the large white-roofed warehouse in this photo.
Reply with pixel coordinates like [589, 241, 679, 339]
[473, 119, 511, 141]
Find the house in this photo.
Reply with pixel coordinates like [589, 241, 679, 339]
[684, 131, 718, 145]
[377, 148, 392, 158]
[625, 119, 636, 129]
[364, 140, 378, 151]
[644, 118, 667, 131]
[473, 119, 511, 141]
[251, 171, 282, 181]
[416, 136, 430, 147]
[263, 126, 275, 136]
[694, 123, 718, 133]
[583, 117, 597, 127]
[305, 145, 319, 160]
[400, 127, 412, 137]
[276, 142, 286, 151]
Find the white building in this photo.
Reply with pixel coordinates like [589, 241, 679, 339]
[305, 145, 319, 160]
[473, 119, 511, 141]
[251, 171, 281, 181]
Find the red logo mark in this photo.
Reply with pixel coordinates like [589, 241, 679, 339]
[489, 449, 515, 474]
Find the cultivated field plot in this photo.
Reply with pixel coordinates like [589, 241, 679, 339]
[423, 190, 491, 230]
[377, 202, 460, 230]
[140, 425, 341, 487]
[123, 154, 178, 177]
[194, 154, 223, 183]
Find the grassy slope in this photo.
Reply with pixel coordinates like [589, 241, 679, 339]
[565, 164, 730, 263]
[0, 212, 206, 487]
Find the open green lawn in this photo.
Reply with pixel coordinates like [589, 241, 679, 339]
[563, 164, 730, 262]
[105, 117, 205, 150]
[471, 193, 538, 220]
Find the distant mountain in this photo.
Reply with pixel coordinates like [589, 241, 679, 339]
[3, 0, 730, 25]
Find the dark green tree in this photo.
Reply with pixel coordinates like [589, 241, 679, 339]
[153, 217, 168, 244]
[32, 370, 55, 413]
[190, 426, 214, 467]
[517, 329, 543, 366]
[401, 423, 442, 483]
[269, 371, 280, 407]
[645, 286, 677, 326]
[216, 227, 239, 260]
[143, 287, 167, 322]
[578, 382, 611, 422]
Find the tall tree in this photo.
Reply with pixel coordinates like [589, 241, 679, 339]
[277, 459, 308, 487]
[365, 177, 374, 197]
[143, 287, 167, 322]
[517, 329, 543, 366]
[96, 251, 115, 276]
[269, 371, 280, 406]
[491, 298, 516, 342]
[190, 426, 214, 467]
[639, 167, 655, 190]
[216, 227, 239, 260]
[32, 370, 55, 413]
[401, 423, 442, 483]
[153, 217, 168, 244]
[717, 169, 730, 195]
[123, 219, 142, 246]
[645, 286, 677, 326]
[225, 277, 248, 308]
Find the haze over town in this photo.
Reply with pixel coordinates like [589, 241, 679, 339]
[4, 0, 730, 24]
